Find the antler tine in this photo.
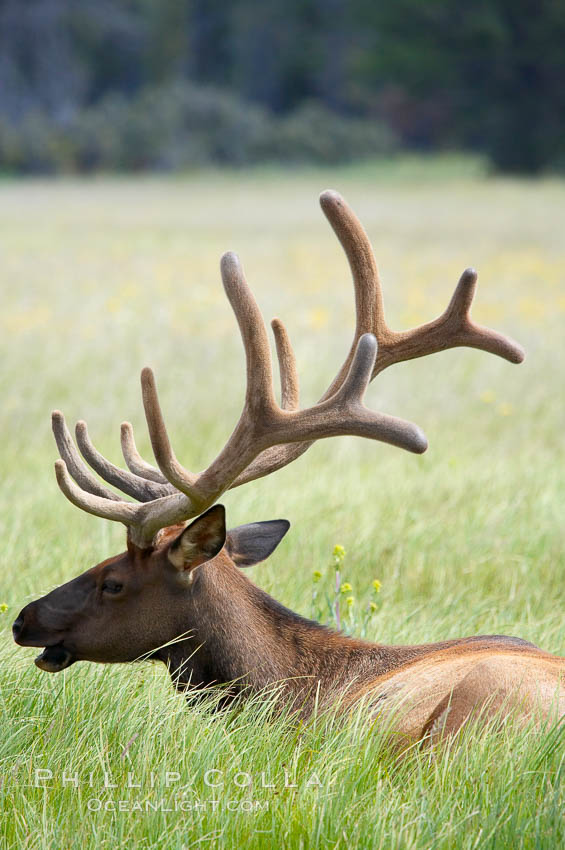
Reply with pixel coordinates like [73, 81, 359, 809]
[120, 422, 169, 484]
[75, 420, 172, 501]
[271, 318, 300, 411]
[139, 251, 279, 509]
[373, 267, 525, 375]
[221, 252, 276, 412]
[277, 334, 428, 452]
[318, 189, 385, 398]
[53, 459, 192, 545]
[445, 268, 525, 362]
[140, 367, 203, 508]
[54, 459, 138, 525]
[333, 332, 378, 405]
[446, 267, 477, 320]
[52, 411, 121, 501]
[53, 409, 203, 545]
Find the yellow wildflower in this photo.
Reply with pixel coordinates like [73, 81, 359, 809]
[340, 582, 352, 594]
[372, 580, 381, 593]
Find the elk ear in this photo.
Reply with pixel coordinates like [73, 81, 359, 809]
[226, 519, 290, 567]
[168, 505, 226, 572]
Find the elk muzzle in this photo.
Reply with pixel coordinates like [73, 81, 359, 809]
[13, 592, 81, 673]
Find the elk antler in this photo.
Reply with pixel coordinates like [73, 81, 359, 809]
[52, 190, 524, 547]
[234, 191, 525, 484]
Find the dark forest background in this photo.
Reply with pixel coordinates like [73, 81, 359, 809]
[1, 0, 564, 175]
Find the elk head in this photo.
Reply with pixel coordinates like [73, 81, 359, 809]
[13, 505, 289, 673]
[13, 190, 524, 676]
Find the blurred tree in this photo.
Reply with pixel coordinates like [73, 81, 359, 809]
[142, 0, 190, 83]
[187, 0, 232, 88]
[0, 0, 84, 119]
[354, 0, 565, 172]
[0, 0, 563, 173]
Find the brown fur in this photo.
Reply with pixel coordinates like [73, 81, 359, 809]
[13, 509, 564, 743]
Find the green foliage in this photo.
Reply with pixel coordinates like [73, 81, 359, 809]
[0, 82, 396, 174]
[272, 102, 396, 166]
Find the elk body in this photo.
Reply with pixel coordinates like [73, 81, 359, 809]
[13, 191, 564, 745]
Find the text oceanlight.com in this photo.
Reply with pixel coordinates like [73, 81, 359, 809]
[86, 798, 270, 812]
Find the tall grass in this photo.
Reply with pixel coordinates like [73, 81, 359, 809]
[1, 161, 564, 848]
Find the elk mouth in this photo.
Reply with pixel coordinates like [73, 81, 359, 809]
[34, 644, 75, 673]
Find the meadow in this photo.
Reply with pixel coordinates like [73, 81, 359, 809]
[1, 159, 564, 849]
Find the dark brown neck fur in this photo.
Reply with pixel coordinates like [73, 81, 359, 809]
[152, 556, 531, 713]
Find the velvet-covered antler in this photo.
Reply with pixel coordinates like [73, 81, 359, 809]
[53, 190, 524, 546]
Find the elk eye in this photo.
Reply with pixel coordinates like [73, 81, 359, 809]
[102, 581, 123, 595]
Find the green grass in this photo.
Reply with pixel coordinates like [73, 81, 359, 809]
[1, 162, 564, 848]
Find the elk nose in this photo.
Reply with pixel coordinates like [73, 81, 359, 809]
[12, 615, 24, 641]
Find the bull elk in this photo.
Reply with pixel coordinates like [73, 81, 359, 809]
[13, 191, 564, 744]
